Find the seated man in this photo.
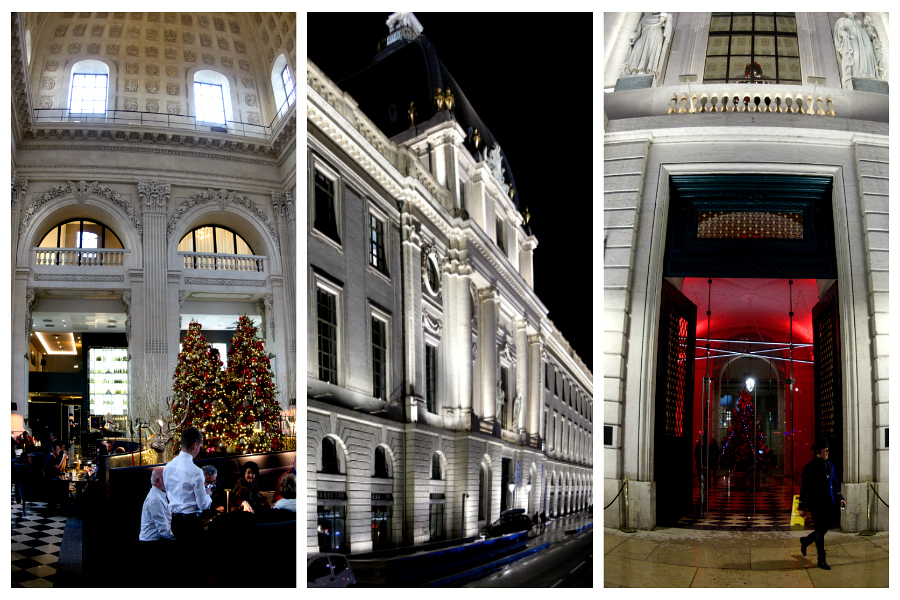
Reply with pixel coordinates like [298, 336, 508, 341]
[273, 460, 296, 502]
[200, 465, 226, 521]
[139, 467, 175, 541]
[43, 440, 71, 509]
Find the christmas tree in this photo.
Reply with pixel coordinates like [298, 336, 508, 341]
[720, 388, 775, 476]
[221, 315, 283, 454]
[171, 320, 224, 456]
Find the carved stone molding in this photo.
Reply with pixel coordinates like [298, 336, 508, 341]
[422, 312, 443, 337]
[177, 291, 186, 307]
[138, 180, 171, 212]
[230, 193, 279, 248]
[35, 274, 124, 282]
[17, 181, 142, 239]
[122, 292, 132, 347]
[12, 176, 28, 206]
[271, 190, 295, 222]
[184, 277, 265, 287]
[166, 188, 279, 248]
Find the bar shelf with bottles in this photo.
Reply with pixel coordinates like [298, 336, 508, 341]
[88, 348, 129, 416]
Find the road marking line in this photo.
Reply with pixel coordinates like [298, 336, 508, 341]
[569, 560, 585, 575]
[551, 579, 564, 588]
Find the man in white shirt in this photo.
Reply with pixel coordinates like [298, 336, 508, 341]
[139, 467, 175, 541]
[162, 426, 212, 544]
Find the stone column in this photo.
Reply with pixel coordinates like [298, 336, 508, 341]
[12, 280, 35, 432]
[272, 190, 296, 403]
[527, 333, 544, 446]
[400, 204, 425, 421]
[514, 318, 528, 435]
[12, 176, 28, 272]
[442, 235, 473, 429]
[478, 286, 500, 425]
[138, 181, 172, 411]
[519, 237, 537, 289]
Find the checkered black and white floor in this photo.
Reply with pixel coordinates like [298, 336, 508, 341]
[11, 489, 69, 588]
[676, 474, 814, 531]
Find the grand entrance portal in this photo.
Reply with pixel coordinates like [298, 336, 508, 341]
[655, 174, 840, 529]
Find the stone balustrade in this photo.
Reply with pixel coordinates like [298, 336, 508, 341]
[179, 251, 266, 272]
[668, 89, 836, 116]
[33, 247, 129, 267]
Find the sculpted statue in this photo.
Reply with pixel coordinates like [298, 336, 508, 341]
[496, 380, 505, 422]
[512, 393, 522, 430]
[833, 12, 885, 89]
[485, 144, 510, 195]
[622, 12, 670, 78]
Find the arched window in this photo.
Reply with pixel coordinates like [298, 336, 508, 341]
[271, 54, 295, 118]
[478, 464, 486, 520]
[178, 225, 254, 255]
[431, 453, 442, 480]
[68, 59, 110, 114]
[39, 219, 123, 249]
[191, 69, 234, 126]
[321, 437, 340, 474]
[374, 446, 390, 478]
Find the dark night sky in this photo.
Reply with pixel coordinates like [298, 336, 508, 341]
[307, 12, 594, 371]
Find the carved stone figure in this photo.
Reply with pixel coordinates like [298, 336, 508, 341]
[512, 393, 522, 430]
[622, 12, 670, 78]
[485, 144, 510, 195]
[496, 380, 505, 422]
[833, 12, 885, 89]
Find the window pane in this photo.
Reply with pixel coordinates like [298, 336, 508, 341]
[704, 56, 728, 80]
[215, 228, 235, 254]
[178, 234, 194, 252]
[707, 36, 730, 56]
[194, 82, 225, 124]
[70, 73, 107, 114]
[194, 226, 215, 253]
[777, 36, 799, 57]
[778, 57, 801, 80]
[60, 222, 80, 247]
[755, 15, 774, 31]
[776, 15, 796, 33]
[235, 236, 252, 255]
[755, 35, 776, 55]
[729, 56, 751, 79]
[732, 14, 752, 31]
[80, 222, 102, 248]
[709, 15, 731, 32]
[756, 56, 776, 79]
[104, 228, 123, 249]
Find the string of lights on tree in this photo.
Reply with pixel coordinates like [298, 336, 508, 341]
[720, 386, 775, 475]
[171, 316, 283, 456]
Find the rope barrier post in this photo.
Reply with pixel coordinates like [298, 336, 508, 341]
[859, 481, 876, 536]
[620, 478, 637, 533]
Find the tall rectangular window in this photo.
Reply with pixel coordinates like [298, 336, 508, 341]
[70, 73, 108, 114]
[545, 362, 550, 389]
[314, 170, 341, 244]
[194, 82, 226, 124]
[371, 317, 387, 400]
[369, 214, 388, 275]
[281, 65, 296, 107]
[425, 343, 437, 413]
[495, 218, 505, 254]
[316, 288, 338, 384]
[704, 13, 800, 84]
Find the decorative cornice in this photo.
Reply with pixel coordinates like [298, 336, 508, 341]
[138, 180, 171, 212]
[11, 14, 34, 143]
[18, 181, 143, 239]
[21, 137, 280, 164]
[184, 277, 266, 287]
[230, 192, 280, 248]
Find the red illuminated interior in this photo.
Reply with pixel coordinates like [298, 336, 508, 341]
[681, 277, 819, 475]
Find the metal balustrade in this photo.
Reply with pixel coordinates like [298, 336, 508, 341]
[33, 247, 129, 267]
[179, 252, 266, 272]
[32, 85, 295, 140]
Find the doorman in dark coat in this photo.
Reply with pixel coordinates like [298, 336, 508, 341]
[799, 438, 845, 569]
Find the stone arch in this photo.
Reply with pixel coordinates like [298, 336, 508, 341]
[317, 432, 349, 475]
[373, 442, 395, 478]
[478, 454, 492, 522]
[432, 450, 447, 480]
[17, 188, 143, 268]
[166, 192, 282, 274]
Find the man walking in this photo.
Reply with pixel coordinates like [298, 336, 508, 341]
[799, 438, 845, 569]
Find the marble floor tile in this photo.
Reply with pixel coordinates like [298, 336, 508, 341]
[806, 558, 889, 588]
[646, 544, 750, 569]
[691, 567, 814, 587]
[606, 538, 660, 561]
[603, 533, 628, 553]
[604, 554, 698, 587]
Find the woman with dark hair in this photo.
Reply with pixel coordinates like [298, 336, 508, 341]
[229, 461, 270, 514]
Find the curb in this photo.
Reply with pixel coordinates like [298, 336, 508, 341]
[565, 522, 594, 535]
[427, 542, 552, 587]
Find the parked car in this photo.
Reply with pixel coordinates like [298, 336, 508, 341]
[307, 553, 356, 587]
[479, 508, 533, 539]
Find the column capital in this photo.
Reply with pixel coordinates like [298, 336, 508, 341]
[528, 332, 545, 347]
[12, 176, 28, 206]
[138, 180, 171, 213]
[479, 285, 500, 302]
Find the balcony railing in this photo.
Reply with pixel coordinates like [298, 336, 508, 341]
[33, 247, 129, 267]
[179, 252, 267, 272]
[32, 86, 295, 141]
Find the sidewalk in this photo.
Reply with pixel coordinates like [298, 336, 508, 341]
[605, 526, 888, 587]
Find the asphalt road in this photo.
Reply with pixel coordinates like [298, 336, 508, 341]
[462, 528, 594, 588]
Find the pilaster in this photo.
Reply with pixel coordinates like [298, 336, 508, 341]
[478, 286, 500, 426]
[514, 318, 528, 436]
[12, 176, 28, 272]
[401, 205, 425, 421]
[442, 235, 473, 429]
[527, 332, 544, 446]
[12, 277, 33, 432]
[520, 236, 537, 289]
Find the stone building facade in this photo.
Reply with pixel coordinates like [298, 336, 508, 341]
[307, 14, 593, 554]
[604, 12, 888, 531]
